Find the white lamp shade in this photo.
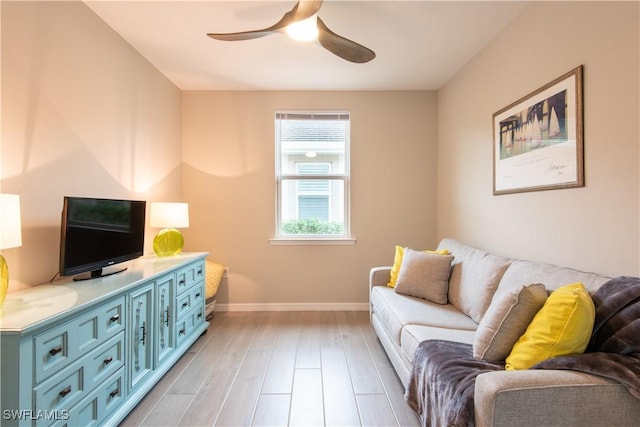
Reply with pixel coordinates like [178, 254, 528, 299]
[150, 202, 189, 229]
[0, 194, 22, 250]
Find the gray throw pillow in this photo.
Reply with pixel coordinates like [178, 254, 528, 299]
[394, 248, 454, 304]
[473, 283, 548, 361]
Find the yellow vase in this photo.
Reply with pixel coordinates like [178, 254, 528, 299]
[153, 229, 184, 257]
[0, 254, 9, 309]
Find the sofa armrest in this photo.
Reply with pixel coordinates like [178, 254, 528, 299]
[475, 369, 640, 427]
[370, 266, 392, 289]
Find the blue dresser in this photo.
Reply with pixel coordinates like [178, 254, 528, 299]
[0, 254, 208, 426]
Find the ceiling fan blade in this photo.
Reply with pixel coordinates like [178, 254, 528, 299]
[207, 28, 276, 42]
[316, 17, 376, 64]
[290, 0, 323, 21]
[207, 0, 323, 42]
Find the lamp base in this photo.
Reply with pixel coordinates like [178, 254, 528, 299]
[153, 228, 184, 257]
[0, 254, 8, 309]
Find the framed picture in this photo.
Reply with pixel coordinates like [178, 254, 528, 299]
[493, 65, 584, 195]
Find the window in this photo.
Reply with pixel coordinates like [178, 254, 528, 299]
[274, 111, 351, 242]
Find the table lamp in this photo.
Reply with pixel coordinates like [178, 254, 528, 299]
[0, 194, 22, 308]
[150, 202, 189, 257]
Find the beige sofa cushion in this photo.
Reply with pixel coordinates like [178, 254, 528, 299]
[473, 283, 547, 361]
[498, 259, 610, 294]
[402, 325, 475, 363]
[438, 239, 512, 323]
[370, 286, 477, 345]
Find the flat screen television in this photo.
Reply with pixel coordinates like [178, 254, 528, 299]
[59, 196, 146, 281]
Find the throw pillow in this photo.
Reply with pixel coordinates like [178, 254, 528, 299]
[505, 282, 595, 370]
[473, 283, 548, 361]
[387, 245, 450, 287]
[447, 248, 512, 324]
[394, 248, 454, 304]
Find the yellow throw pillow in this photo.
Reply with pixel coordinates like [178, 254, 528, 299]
[387, 245, 450, 287]
[505, 282, 595, 370]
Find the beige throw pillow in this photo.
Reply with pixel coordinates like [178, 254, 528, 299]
[394, 248, 454, 304]
[447, 248, 512, 324]
[473, 283, 548, 361]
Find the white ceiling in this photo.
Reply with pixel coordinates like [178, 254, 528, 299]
[84, 1, 529, 91]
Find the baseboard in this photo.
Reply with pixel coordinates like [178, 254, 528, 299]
[214, 302, 369, 312]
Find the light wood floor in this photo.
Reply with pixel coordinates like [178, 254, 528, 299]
[120, 311, 419, 427]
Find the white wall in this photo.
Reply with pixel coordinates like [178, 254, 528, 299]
[181, 91, 438, 307]
[1, 1, 182, 289]
[437, 1, 639, 277]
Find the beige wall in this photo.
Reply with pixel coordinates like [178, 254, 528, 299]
[181, 91, 438, 307]
[437, 1, 640, 277]
[1, 1, 182, 289]
[3, 1, 637, 305]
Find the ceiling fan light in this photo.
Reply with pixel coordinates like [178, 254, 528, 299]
[286, 15, 318, 42]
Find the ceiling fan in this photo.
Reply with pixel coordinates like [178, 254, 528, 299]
[207, 0, 376, 64]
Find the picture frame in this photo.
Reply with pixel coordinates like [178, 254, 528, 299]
[493, 65, 584, 195]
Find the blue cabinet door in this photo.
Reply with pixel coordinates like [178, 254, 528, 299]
[155, 274, 175, 366]
[128, 283, 154, 391]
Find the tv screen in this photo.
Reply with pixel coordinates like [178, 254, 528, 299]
[59, 196, 146, 280]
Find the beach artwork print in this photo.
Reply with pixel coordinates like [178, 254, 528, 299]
[493, 66, 584, 195]
[498, 90, 567, 160]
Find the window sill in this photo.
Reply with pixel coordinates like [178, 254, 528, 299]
[269, 237, 356, 246]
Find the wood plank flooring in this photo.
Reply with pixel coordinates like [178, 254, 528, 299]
[120, 311, 419, 427]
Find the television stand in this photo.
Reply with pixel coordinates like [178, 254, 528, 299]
[0, 253, 208, 427]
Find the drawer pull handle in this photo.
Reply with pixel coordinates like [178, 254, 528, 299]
[182, 302, 189, 308]
[109, 388, 119, 398]
[104, 356, 113, 365]
[179, 327, 185, 336]
[197, 312, 203, 319]
[195, 292, 201, 298]
[110, 314, 120, 322]
[49, 345, 63, 356]
[59, 386, 72, 398]
[197, 268, 203, 276]
[179, 279, 185, 286]
[141, 321, 147, 345]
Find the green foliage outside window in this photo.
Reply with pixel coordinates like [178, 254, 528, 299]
[281, 218, 344, 235]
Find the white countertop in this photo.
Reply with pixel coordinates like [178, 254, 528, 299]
[0, 253, 207, 333]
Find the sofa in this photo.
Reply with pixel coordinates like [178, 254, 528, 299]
[369, 238, 640, 426]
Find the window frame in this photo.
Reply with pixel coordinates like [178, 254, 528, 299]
[272, 110, 354, 245]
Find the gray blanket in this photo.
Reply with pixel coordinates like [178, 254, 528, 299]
[404, 340, 503, 427]
[405, 276, 640, 427]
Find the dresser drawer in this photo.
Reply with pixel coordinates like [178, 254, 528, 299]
[176, 291, 191, 319]
[176, 279, 205, 320]
[175, 305, 205, 348]
[33, 296, 125, 384]
[190, 284, 204, 309]
[51, 368, 125, 427]
[33, 333, 125, 419]
[176, 260, 204, 295]
[33, 361, 85, 418]
[85, 332, 124, 391]
[101, 370, 126, 420]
